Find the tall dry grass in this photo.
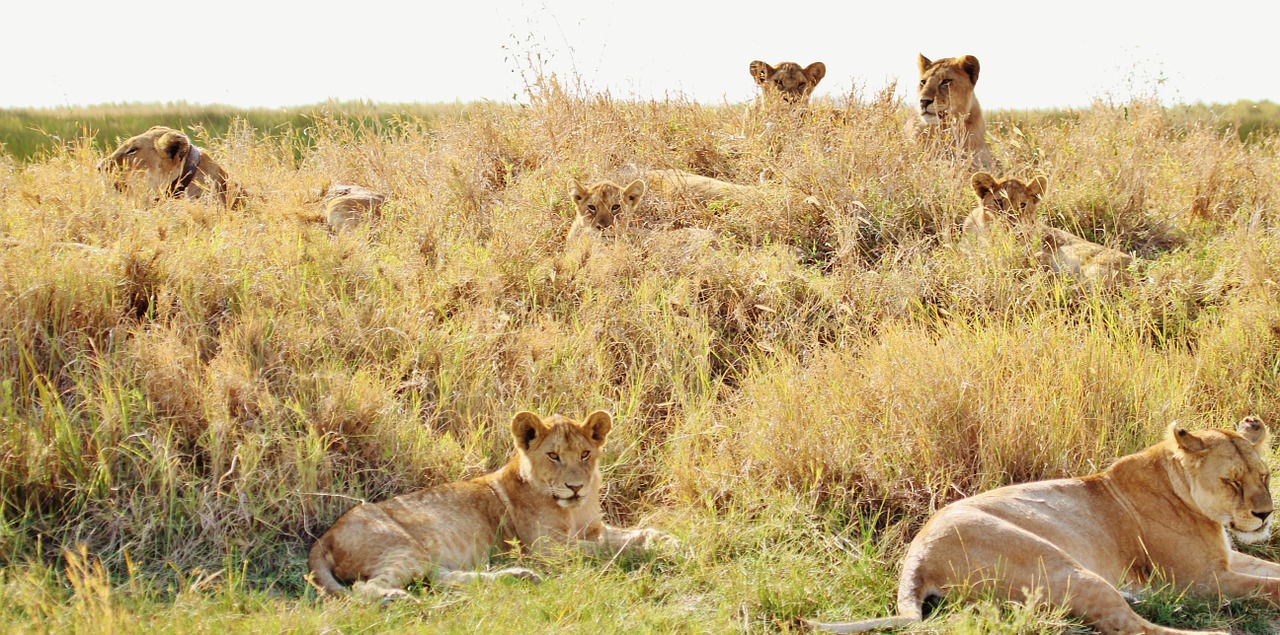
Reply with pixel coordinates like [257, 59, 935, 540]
[2, 75, 1280, 631]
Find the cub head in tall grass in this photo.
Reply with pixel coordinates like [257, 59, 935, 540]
[963, 172, 1048, 236]
[97, 125, 243, 207]
[809, 416, 1276, 635]
[566, 178, 646, 245]
[964, 172, 1134, 287]
[748, 60, 826, 105]
[308, 410, 680, 600]
[908, 54, 993, 168]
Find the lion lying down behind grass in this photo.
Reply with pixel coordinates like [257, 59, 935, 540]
[810, 417, 1279, 635]
[308, 410, 678, 600]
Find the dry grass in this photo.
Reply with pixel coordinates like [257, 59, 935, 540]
[2, 76, 1280, 632]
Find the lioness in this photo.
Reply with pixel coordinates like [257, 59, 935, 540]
[964, 172, 1133, 285]
[308, 410, 676, 599]
[749, 60, 827, 105]
[566, 179, 646, 244]
[908, 54, 993, 168]
[641, 169, 755, 207]
[810, 417, 1278, 635]
[98, 126, 240, 206]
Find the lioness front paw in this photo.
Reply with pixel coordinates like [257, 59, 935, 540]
[640, 528, 686, 555]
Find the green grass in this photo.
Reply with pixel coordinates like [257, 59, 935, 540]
[2, 81, 1280, 633]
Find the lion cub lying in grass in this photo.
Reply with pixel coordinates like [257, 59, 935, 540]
[812, 417, 1278, 635]
[308, 410, 678, 600]
[965, 172, 1133, 286]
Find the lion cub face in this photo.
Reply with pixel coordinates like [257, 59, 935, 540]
[1175, 417, 1274, 541]
[568, 179, 645, 240]
[512, 411, 611, 509]
[98, 126, 194, 193]
[749, 60, 826, 104]
[971, 172, 1046, 224]
[916, 54, 979, 124]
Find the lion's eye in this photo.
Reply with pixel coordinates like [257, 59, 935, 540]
[610, 204, 620, 212]
[919, 79, 926, 87]
[547, 452, 560, 462]
[587, 205, 596, 213]
[941, 79, 952, 88]
[125, 148, 137, 155]
[774, 80, 784, 88]
[1225, 479, 1243, 493]
[581, 450, 590, 460]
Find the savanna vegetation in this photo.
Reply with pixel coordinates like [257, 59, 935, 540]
[2, 78, 1280, 633]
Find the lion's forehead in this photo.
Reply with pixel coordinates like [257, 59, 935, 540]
[1205, 435, 1269, 477]
[535, 420, 596, 452]
[582, 184, 624, 207]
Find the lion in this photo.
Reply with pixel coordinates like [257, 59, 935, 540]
[964, 172, 1133, 286]
[809, 416, 1279, 635]
[98, 126, 241, 206]
[312, 184, 388, 232]
[908, 54, 993, 168]
[640, 169, 756, 207]
[565, 179, 647, 245]
[308, 410, 677, 599]
[963, 172, 1047, 237]
[749, 60, 827, 105]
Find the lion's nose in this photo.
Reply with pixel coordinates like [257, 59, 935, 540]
[1254, 510, 1272, 523]
[920, 99, 934, 110]
[566, 483, 582, 495]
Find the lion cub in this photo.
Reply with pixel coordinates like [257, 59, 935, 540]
[812, 417, 1277, 635]
[965, 172, 1133, 286]
[566, 179, 646, 244]
[98, 126, 241, 206]
[308, 410, 677, 600]
[907, 54, 993, 168]
[749, 60, 827, 105]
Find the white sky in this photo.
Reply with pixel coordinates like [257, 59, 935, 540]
[5, 1, 1276, 110]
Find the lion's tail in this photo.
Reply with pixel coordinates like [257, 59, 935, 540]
[803, 555, 928, 633]
[307, 539, 349, 597]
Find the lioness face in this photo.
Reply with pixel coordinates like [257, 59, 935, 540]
[916, 54, 979, 124]
[98, 126, 194, 193]
[749, 61, 826, 104]
[971, 172, 1046, 223]
[512, 411, 611, 508]
[1174, 417, 1274, 540]
[569, 179, 645, 237]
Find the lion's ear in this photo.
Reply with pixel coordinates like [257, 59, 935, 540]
[156, 130, 190, 161]
[621, 179, 645, 208]
[804, 62, 827, 87]
[749, 60, 773, 85]
[971, 172, 998, 199]
[569, 180, 588, 205]
[917, 54, 932, 74]
[1238, 416, 1270, 451]
[582, 411, 612, 446]
[959, 55, 980, 85]
[511, 411, 548, 451]
[1170, 422, 1210, 454]
[1027, 175, 1048, 199]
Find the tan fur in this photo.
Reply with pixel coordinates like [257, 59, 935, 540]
[811, 417, 1277, 635]
[313, 184, 388, 232]
[907, 54, 993, 168]
[98, 126, 241, 206]
[566, 179, 646, 245]
[308, 410, 676, 600]
[641, 169, 755, 206]
[964, 172, 1133, 286]
[749, 60, 827, 105]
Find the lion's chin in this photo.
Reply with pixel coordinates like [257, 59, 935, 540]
[919, 112, 941, 125]
[554, 496, 582, 509]
[1231, 523, 1271, 544]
